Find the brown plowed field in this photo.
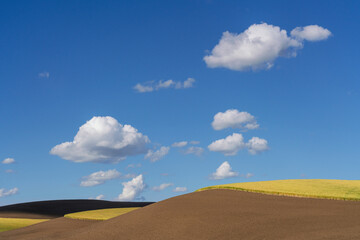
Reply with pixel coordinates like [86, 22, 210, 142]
[2, 189, 360, 240]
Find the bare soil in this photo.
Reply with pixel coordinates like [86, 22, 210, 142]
[2, 190, 360, 240]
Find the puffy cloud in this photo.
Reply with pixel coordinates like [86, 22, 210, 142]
[50, 116, 150, 163]
[80, 169, 126, 187]
[291, 25, 331, 41]
[134, 78, 195, 93]
[204, 23, 330, 71]
[246, 137, 269, 155]
[210, 161, 238, 180]
[212, 109, 259, 130]
[183, 146, 204, 156]
[2, 158, 15, 164]
[208, 133, 245, 156]
[0, 187, 18, 197]
[173, 187, 187, 192]
[152, 183, 173, 191]
[38, 71, 50, 78]
[190, 141, 200, 145]
[116, 175, 145, 201]
[172, 141, 188, 147]
[144, 146, 170, 162]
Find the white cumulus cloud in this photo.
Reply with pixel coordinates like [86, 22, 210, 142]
[145, 146, 170, 162]
[2, 158, 15, 164]
[210, 161, 238, 180]
[0, 187, 18, 197]
[246, 137, 269, 155]
[173, 187, 187, 192]
[80, 169, 124, 187]
[134, 78, 195, 93]
[204, 23, 330, 71]
[183, 146, 204, 156]
[172, 141, 188, 147]
[291, 25, 331, 41]
[212, 109, 259, 130]
[50, 116, 150, 163]
[208, 133, 245, 156]
[152, 183, 173, 191]
[116, 174, 145, 201]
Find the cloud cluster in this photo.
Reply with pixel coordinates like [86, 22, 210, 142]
[212, 109, 259, 130]
[145, 146, 170, 162]
[173, 187, 187, 192]
[0, 187, 18, 197]
[80, 169, 132, 187]
[134, 78, 195, 93]
[116, 174, 145, 201]
[204, 23, 331, 71]
[2, 158, 15, 164]
[50, 116, 150, 163]
[152, 183, 173, 191]
[210, 161, 238, 180]
[208, 133, 268, 155]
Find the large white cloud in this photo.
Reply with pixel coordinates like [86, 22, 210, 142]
[152, 183, 173, 191]
[210, 161, 238, 180]
[0, 187, 18, 197]
[212, 109, 259, 130]
[291, 25, 331, 42]
[246, 137, 269, 155]
[204, 23, 330, 71]
[2, 158, 15, 164]
[144, 146, 170, 162]
[208, 133, 245, 156]
[116, 174, 145, 201]
[50, 116, 150, 163]
[80, 169, 130, 187]
[134, 78, 195, 93]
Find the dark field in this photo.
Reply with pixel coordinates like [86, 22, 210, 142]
[0, 199, 154, 219]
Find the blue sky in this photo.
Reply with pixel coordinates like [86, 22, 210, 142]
[1, 0, 360, 205]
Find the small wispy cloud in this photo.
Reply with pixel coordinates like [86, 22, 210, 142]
[183, 146, 204, 156]
[0, 187, 18, 197]
[134, 78, 195, 93]
[144, 146, 170, 162]
[80, 169, 134, 187]
[2, 158, 15, 164]
[152, 183, 173, 191]
[38, 71, 50, 78]
[173, 187, 187, 192]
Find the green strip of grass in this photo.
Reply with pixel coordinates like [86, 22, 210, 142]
[197, 179, 360, 201]
[64, 207, 139, 221]
[0, 217, 48, 232]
